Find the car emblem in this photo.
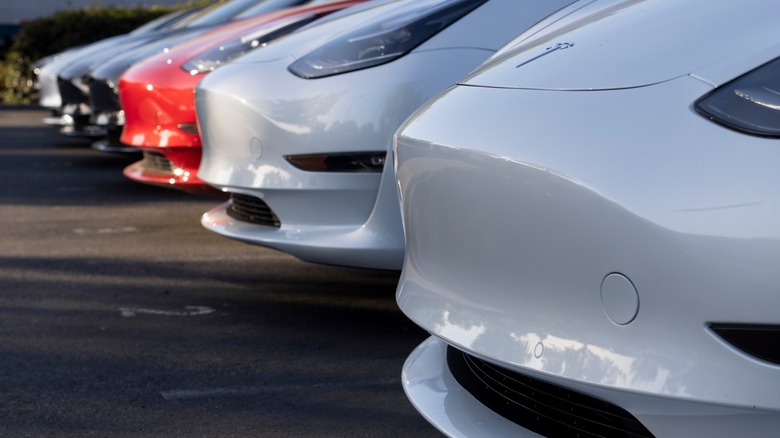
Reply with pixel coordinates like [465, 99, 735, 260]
[516, 42, 574, 69]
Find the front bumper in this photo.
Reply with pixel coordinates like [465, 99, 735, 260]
[395, 77, 780, 435]
[124, 148, 218, 195]
[406, 337, 780, 438]
[202, 195, 402, 269]
[38, 68, 61, 109]
[118, 57, 202, 149]
[403, 337, 545, 438]
[194, 49, 493, 270]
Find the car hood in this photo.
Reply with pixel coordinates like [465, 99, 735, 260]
[129, 1, 363, 71]
[58, 27, 205, 80]
[88, 27, 218, 82]
[461, 0, 780, 91]
[229, 0, 576, 65]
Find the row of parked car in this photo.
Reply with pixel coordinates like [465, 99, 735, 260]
[34, 0, 780, 436]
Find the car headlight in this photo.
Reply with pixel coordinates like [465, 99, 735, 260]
[695, 57, 780, 137]
[181, 14, 319, 75]
[288, 0, 487, 79]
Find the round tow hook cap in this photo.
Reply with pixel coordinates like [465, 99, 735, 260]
[601, 273, 639, 325]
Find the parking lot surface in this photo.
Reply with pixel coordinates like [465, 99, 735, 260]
[0, 108, 438, 437]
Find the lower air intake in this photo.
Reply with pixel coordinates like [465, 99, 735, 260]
[447, 346, 654, 438]
[228, 193, 281, 228]
[142, 151, 173, 173]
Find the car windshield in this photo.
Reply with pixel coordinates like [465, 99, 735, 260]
[184, 0, 267, 26]
[294, 0, 392, 30]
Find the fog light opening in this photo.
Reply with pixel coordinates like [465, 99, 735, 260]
[709, 323, 780, 365]
[177, 123, 199, 135]
[285, 151, 386, 172]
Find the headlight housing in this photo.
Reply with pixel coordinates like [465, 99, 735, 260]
[288, 0, 486, 79]
[181, 14, 319, 75]
[695, 57, 780, 138]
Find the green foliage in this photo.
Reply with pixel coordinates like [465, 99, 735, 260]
[0, 51, 34, 105]
[0, 5, 183, 105]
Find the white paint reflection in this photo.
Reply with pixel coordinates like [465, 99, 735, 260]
[211, 165, 235, 186]
[510, 331, 678, 393]
[431, 305, 687, 395]
[263, 116, 312, 136]
[246, 163, 292, 188]
[434, 309, 486, 351]
[158, 129, 173, 147]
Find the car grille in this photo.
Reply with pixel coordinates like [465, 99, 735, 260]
[447, 346, 654, 438]
[227, 193, 281, 228]
[142, 151, 173, 173]
[88, 78, 119, 112]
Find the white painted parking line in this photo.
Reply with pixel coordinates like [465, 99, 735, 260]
[73, 226, 139, 235]
[160, 380, 399, 400]
[119, 305, 215, 317]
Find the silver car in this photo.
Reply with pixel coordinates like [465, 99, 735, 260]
[396, 0, 780, 436]
[195, 0, 575, 270]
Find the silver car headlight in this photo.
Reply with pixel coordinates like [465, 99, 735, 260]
[288, 0, 486, 79]
[181, 14, 319, 75]
[695, 57, 780, 137]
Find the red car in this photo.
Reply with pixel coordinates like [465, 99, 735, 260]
[119, 0, 366, 193]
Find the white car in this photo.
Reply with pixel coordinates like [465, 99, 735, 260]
[36, 6, 205, 114]
[196, 0, 575, 270]
[395, 0, 780, 436]
[37, 0, 308, 134]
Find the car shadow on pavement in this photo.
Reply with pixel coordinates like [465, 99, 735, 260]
[0, 254, 433, 437]
[0, 122, 224, 206]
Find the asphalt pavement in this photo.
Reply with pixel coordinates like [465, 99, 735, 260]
[0, 108, 439, 437]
